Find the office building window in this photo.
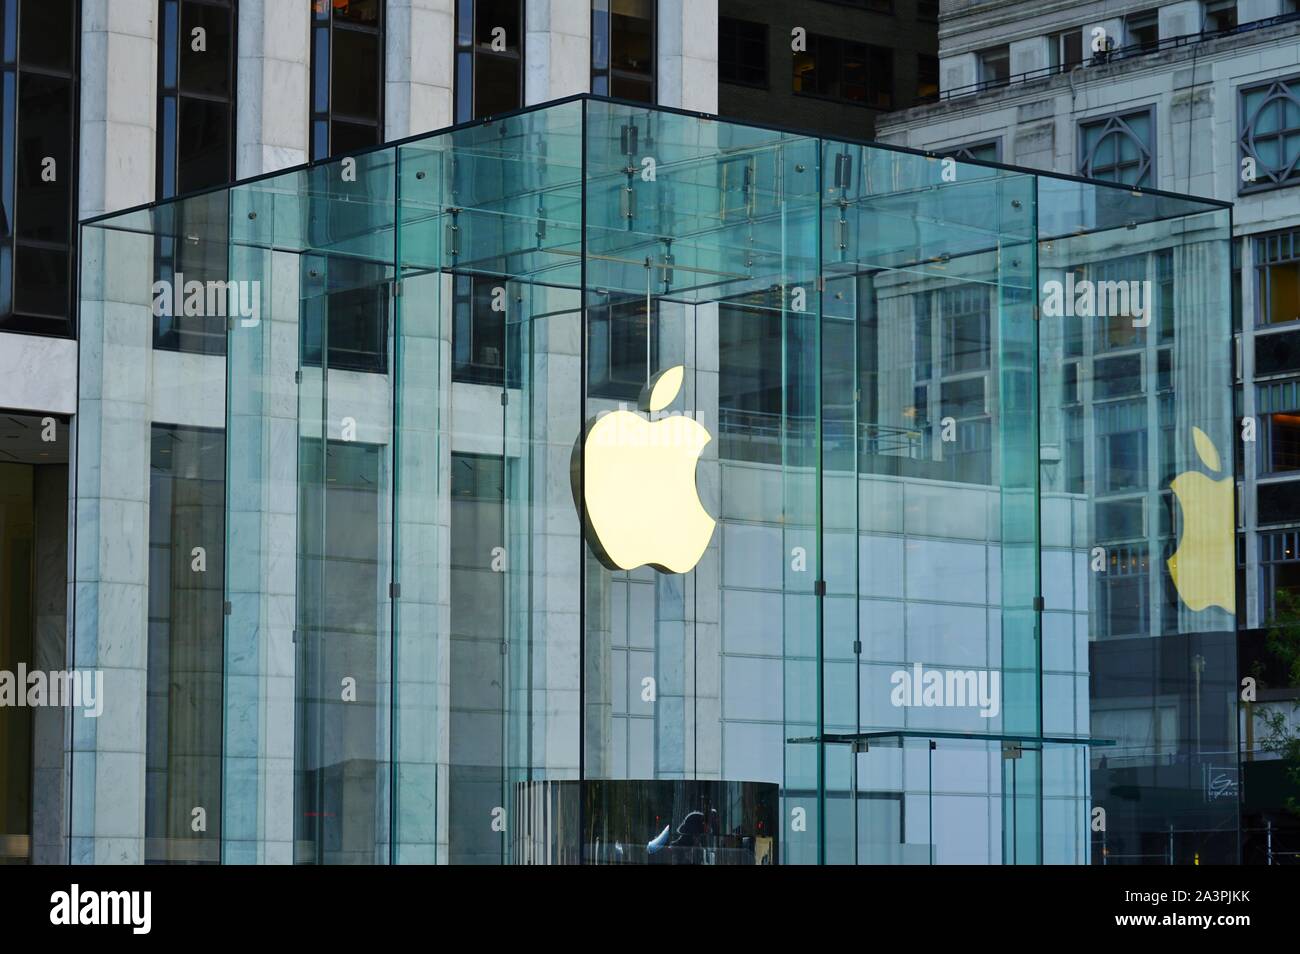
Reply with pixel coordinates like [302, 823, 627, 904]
[1255, 230, 1300, 325]
[1255, 380, 1300, 474]
[976, 45, 1009, 87]
[1050, 29, 1083, 72]
[1239, 76, 1300, 194]
[794, 34, 893, 109]
[310, 0, 384, 160]
[1096, 400, 1148, 494]
[592, 0, 655, 103]
[1079, 109, 1155, 187]
[454, 0, 523, 123]
[719, 17, 766, 88]
[917, 54, 938, 101]
[158, 0, 236, 199]
[588, 294, 657, 401]
[1125, 10, 1160, 50]
[451, 274, 520, 386]
[301, 256, 390, 374]
[1205, 0, 1237, 33]
[1262, 530, 1300, 621]
[940, 285, 989, 374]
[0, 0, 79, 337]
[939, 139, 1001, 163]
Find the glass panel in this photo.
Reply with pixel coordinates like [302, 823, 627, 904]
[73, 97, 1235, 866]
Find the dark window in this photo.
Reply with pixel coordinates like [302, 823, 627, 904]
[1097, 544, 1149, 639]
[1261, 530, 1300, 620]
[451, 274, 520, 386]
[794, 33, 893, 109]
[1255, 379, 1300, 475]
[1051, 29, 1083, 72]
[1125, 10, 1159, 51]
[301, 255, 390, 374]
[0, 0, 79, 337]
[588, 294, 657, 400]
[1205, 0, 1237, 33]
[918, 1, 938, 21]
[158, 0, 236, 199]
[1258, 480, 1300, 525]
[719, 17, 766, 88]
[310, 0, 384, 160]
[976, 45, 1009, 87]
[1256, 328, 1300, 375]
[916, 54, 938, 102]
[592, 0, 655, 103]
[454, 0, 523, 123]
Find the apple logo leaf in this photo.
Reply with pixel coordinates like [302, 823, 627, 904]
[1191, 426, 1221, 474]
[640, 365, 685, 413]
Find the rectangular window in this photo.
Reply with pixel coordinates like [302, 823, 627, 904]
[592, 0, 655, 103]
[1125, 10, 1160, 51]
[719, 17, 766, 88]
[940, 286, 989, 374]
[451, 274, 521, 386]
[454, 0, 523, 123]
[1050, 29, 1083, 73]
[1079, 108, 1155, 187]
[793, 33, 893, 109]
[918, 1, 938, 22]
[588, 294, 657, 401]
[1256, 231, 1300, 324]
[916, 54, 938, 102]
[1096, 400, 1148, 494]
[976, 45, 1009, 87]
[301, 255, 390, 374]
[1261, 530, 1300, 620]
[310, 0, 384, 160]
[0, 0, 79, 337]
[1205, 0, 1237, 33]
[158, 0, 236, 199]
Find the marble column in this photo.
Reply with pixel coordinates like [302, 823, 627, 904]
[236, 0, 310, 176]
[525, 0, 591, 104]
[656, 0, 718, 113]
[386, 0, 455, 139]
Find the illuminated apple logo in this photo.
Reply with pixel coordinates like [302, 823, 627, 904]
[1167, 426, 1235, 614]
[573, 365, 716, 574]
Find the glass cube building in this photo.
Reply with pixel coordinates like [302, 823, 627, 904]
[74, 95, 1235, 865]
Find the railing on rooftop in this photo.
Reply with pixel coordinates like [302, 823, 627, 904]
[921, 10, 1300, 104]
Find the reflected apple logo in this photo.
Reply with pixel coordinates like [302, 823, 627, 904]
[1167, 426, 1235, 614]
[572, 366, 716, 574]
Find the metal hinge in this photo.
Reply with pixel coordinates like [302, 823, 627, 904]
[814, 579, 827, 597]
[393, 280, 403, 297]
[223, 601, 232, 616]
[389, 582, 401, 599]
[1002, 742, 1024, 761]
[500, 391, 509, 406]
[852, 640, 862, 655]
[294, 370, 302, 384]
[1032, 595, 1045, 612]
